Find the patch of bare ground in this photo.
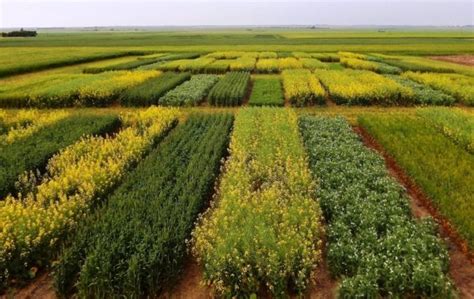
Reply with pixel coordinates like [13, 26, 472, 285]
[160, 258, 212, 299]
[430, 55, 474, 67]
[353, 125, 474, 299]
[1, 273, 56, 299]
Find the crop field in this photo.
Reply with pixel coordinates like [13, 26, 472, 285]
[0, 29, 473, 298]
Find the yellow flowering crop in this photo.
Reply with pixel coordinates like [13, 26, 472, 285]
[0, 110, 69, 145]
[402, 71, 474, 106]
[0, 107, 180, 288]
[314, 69, 413, 105]
[282, 69, 326, 106]
[192, 107, 323, 297]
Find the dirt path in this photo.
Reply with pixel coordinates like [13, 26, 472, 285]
[353, 126, 474, 298]
[430, 55, 474, 67]
[1, 273, 56, 299]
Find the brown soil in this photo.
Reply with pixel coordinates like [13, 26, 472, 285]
[1, 273, 56, 299]
[353, 125, 474, 298]
[304, 240, 337, 299]
[430, 55, 474, 67]
[160, 259, 212, 299]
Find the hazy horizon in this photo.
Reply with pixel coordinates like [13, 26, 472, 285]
[1, 0, 473, 28]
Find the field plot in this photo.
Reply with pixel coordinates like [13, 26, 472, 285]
[359, 113, 474, 250]
[193, 108, 323, 297]
[282, 69, 325, 106]
[248, 78, 284, 106]
[120, 72, 191, 106]
[0, 47, 150, 78]
[0, 107, 179, 291]
[0, 111, 119, 198]
[300, 116, 452, 297]
[207, 71, 250, 106]
[402, 72, 474, 106]
[54, 113, 233, 297]
[314, 69, 412, 105]
[160, 74, 219, 106]
[0, 70, 161, 108]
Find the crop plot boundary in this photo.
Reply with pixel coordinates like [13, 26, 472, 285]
[353, 125, 474, 298]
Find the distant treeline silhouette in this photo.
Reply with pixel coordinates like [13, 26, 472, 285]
[1, 28, 37, 37]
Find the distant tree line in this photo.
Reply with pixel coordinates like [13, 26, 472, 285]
[1, 28, 37, 37]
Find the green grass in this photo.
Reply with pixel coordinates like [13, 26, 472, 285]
[359, 113, 474, 250]
[248, 78, 283, 106]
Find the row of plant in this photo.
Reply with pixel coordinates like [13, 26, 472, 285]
[314, 69, 412, 105]
[0, 49, 152, 78]
[0, 112, 119, 199]
[341, 57, 401, 74]
[83, 57, 163, 73]
[136, 53, 202, 70]
[282, 69, 325, 106]
[207, 71, 250, 106]
[206, 51, 277, 59]
[192, 108, 323, 297]
[54, 113, 233, 298]
[248, 78, 284, 106]
[229, 56, 257, 71]
[359, 113, 474, 251]
[120, 72, 191, 106]
[0, 109, 69, 145]
[0, 71, 160, 108]
[256, 58, 304, 73]
[417, 108, 474, 154]
[0, 107, 180, 292]
[402, 71, 474, 106]
[299, 115, 452, 298]
[387, 75, 455, 106]
[159, 74, 219, 106]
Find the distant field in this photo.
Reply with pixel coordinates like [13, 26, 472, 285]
[1, 29, 473, 54]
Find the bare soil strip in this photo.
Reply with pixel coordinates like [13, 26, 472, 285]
[1, 273, 56, 299]
[353, 125, 474, 298]
[430, 55, 474, 67]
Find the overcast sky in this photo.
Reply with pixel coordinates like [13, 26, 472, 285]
[1, 0, 473, 28]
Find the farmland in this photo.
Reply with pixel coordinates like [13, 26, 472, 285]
[0, 28, 473, 298]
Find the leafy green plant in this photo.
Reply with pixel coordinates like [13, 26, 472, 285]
[299, 115, 452, 298]
[159, 74, 219, 106]
[54, 113, 233, 298]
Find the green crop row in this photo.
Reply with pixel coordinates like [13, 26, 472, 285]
[417, 108, 474, 154]
[248, 78, 284, 106]
[54, 113, 233, 298]
[192, 108, 323, 297]
[0, 112, 119, 199]
[120, 72, 191, 106]
[299, 116, 452, 298]
[159, 74, 219, 106]
[0, 108, 180, 291]
[83, 57, 162, 73]
[207, 71, 250, 106]
[359, 113, 474, 250]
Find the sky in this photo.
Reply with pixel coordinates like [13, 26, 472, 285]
[1, 0, 473, 28]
